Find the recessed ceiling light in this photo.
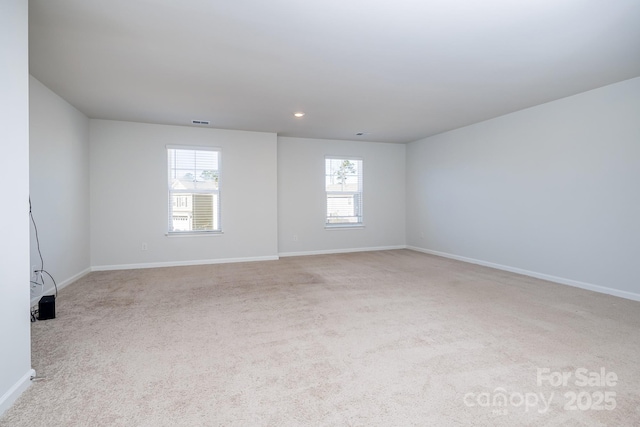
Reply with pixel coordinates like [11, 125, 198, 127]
[293, 112, 305, 118]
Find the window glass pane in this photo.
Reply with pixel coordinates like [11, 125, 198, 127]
[325, 157, 362, 225]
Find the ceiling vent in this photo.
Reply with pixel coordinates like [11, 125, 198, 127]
[191, 120, 210, 125]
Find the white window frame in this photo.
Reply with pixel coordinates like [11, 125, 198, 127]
[325, 156, 363, 228]
[167, 145, 222, 235]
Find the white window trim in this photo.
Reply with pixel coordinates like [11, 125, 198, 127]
[167, 145, 222, 235]
[324, 224, 365, 230]
[324, 155, 364, 229]
[165, 231, 224, 237]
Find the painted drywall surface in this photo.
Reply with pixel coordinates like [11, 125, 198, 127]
[407, 77, 640, 295]
[278, 137, 406, 254]
[0, 0, 32, 415]
[90, 120, 278, 267]
[29, 76, 90, 296]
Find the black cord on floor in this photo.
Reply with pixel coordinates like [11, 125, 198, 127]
[29, 197, 58, 321]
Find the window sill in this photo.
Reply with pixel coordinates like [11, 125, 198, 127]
[165, 231, 224, 237]
[324, 224, 365, 230]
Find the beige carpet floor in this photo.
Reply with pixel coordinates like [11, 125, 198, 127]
[2, 249, 639, 426]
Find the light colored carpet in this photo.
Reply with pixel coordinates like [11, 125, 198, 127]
[2, 249, 639, 426]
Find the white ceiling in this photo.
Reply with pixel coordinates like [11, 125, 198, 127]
[29, 0, 640, 143]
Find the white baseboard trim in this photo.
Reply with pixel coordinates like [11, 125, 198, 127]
[30, 267, 91, 307]
[407, 246, 640, 302]
[279, 245, 407, 258]
[91, 255, 280, 272]
[0, 369, 36, 417]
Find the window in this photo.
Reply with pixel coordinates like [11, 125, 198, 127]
[167, 146, 221, 233]
[325, 157, 363, 226]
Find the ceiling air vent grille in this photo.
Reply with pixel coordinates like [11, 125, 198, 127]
[191, 120, 210, 125]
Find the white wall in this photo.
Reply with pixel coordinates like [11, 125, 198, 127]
[29, 76, 91, 300]
[90, 120, 278, 268]
[0, 0, 34, 416]
[278, 137, 406, 255]
[407, 77, 640, 299]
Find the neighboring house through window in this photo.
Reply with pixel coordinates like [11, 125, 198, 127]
[167, 146, 221, 233]
[325, 156, 363, 227]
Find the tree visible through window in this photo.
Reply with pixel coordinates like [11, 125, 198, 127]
[325, 157, 363, 226]
[167, 147, 221, 233]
